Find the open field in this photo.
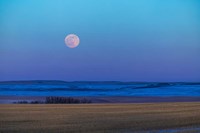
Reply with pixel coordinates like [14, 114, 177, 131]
[1, 102, 200, 133]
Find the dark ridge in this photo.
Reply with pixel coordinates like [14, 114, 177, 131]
[118, 83, 175, 90]
[133, 83, 174, 89]
[183, 83, 200, 85]
[0, 87, 116, 92]
[0, 80, 200, 85]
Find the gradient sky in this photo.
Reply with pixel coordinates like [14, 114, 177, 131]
[0, 0, 200, 82]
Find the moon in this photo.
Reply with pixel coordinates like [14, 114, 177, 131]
[65, 34, 80, 48]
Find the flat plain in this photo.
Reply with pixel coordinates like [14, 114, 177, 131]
[1, 102, 200, 133]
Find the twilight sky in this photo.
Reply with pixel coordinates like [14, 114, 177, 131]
[0, 0, 200, 82]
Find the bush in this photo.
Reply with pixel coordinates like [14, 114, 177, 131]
[13, 97, 92, 104]
[45, 97, 92, 104]
[81, 98, 92, 103]
[14, 101, 29, 104]
[30, 101, 44, 104]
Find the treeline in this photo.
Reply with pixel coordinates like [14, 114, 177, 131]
[45, 96, 92, 104]
[14, 96, 92, 104]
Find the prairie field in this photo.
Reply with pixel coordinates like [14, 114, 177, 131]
[1, 102, 200, 133]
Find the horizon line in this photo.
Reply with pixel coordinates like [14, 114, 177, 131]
[0, 80, 199, 83]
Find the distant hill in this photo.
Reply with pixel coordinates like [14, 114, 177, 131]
[0, 80, 199, 85]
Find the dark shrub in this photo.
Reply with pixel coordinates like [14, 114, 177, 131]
[15, 101, 29, 104]
[45, 96, 92, 104]
[14, 97, 92, 104]
[81, 98, 92, 103]
[30, 101, 44, 104]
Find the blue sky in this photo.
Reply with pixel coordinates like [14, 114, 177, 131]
[0, 0, 200, 81]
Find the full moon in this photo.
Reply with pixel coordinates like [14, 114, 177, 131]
[65, 34, 80, 48]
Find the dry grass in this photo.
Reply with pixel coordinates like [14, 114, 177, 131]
[0, 102, 200, 133]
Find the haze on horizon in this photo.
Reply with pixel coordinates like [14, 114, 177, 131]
[0, 0, 200, 82]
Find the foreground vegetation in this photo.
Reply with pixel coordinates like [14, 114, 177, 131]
[1, 102, 200, 133]
[13, 96, 92, 104]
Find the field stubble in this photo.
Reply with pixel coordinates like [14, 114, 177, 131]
[0, 102, 200, 133]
